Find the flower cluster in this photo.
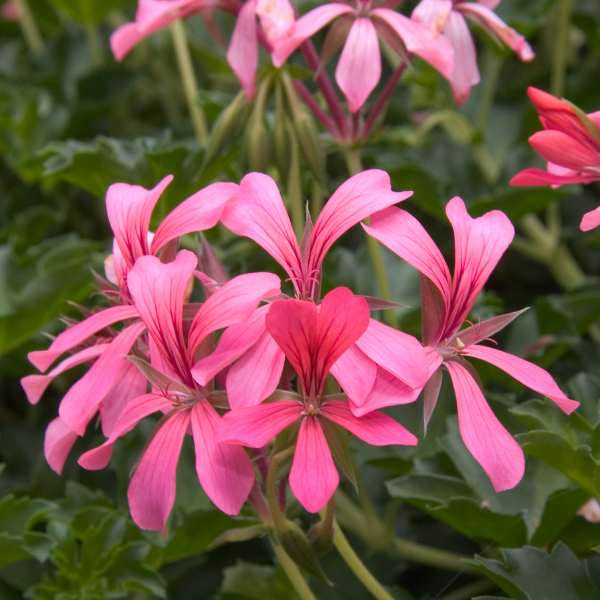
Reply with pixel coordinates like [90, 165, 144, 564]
[23, 170, 578, 533]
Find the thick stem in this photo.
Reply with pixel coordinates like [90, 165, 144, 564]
[170, 19, 209, 145]
[248, 480, 272, 524]
[14, 0, 43, 53]
[311, 179, 324, 220]
[266, 446, 295, 530]
[294, 79, 336, 135]
[84, 22, 104, 69]
[287, 124, 305, 240]
[344, 148, 399, 329]
[272, 541, 318, 600]
[551, 0, 575, 97]
[475, 50, 502, 135]
[331, 519, 397, 600]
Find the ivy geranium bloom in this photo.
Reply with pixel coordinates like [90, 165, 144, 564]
[78, 251, 281, 532]
[21, 176, 238, 475]
[192, 170, 429, 413]
[271, 1, 454, 113]
[363, 197, 579, 492]
[216, 287, 417, 513]
[510, 87, 600, 232]
[412, 0, 533, 105]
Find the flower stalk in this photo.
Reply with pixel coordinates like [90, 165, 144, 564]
[272, 542, 318, 600]
[14, 0, 43, 53]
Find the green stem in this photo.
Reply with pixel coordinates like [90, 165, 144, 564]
[266, 447, 295, 531]
[331, 519, 396, 600]
[13, 0, 43, 53]
[552, 0, 575, 97]
[272, 541, 318, 600]
[437, 578, 496, 600]
[287, 123, 305, 240]
[343, 148, 398, 329]
[311, 180, 323, 221]
[170, 19, 209, 145]
[83, 22, 104, 69]
[475, 50, 502, 135]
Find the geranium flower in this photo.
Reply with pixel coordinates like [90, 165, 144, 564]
[363, 197, 579, 491]
[215, 287, 417, 513]
[271, 1, 454, 113]
[192, 170, 429, 413]
[21, 176, 238, 474]
[78, 251, 281, 532]
[510, 87, 600, 232]
[412, 0, 534, 105]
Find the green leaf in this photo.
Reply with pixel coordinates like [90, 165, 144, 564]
[47, 0, 129, 23]
[217, 561, 298, 600]
[0, 496, 56, 535]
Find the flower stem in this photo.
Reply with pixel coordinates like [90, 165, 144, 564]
[83, 22, 104, 69]
[170, 19, 209, 145]
[294, 79, 336, 135]
[272, 541, 318, 600]
[14, 0, 43, 53]
[311, 179, 324, 220]
[266, 446, 295, 530]
[551, 0, 575, 97]
[344, 148, 398, 329]
[287, 123, 305, 240]
[437, 578, 496, 600]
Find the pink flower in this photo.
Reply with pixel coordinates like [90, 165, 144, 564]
[78, 251, 281, 532]
[412, 0, 534, 105]
[216, 287, 417, 513]
[21, 176, 238, 474]
[227, 0, 296, 98]
[110, 0, 240, 61]
[364, 197, 579, 492]
[192, 170, 429, 413]
[271, 1, 454, 113]
[510, 87, 600, 232]
[1, 1, 20, 21]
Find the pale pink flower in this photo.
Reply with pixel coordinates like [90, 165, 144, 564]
[21, 176, 238, 474]
[271, 1, 454, 113]
[78, 251, 281, 532]
[1, 1, 20, 21]
[412, 0, 534, 105]
[192, 170, 429, 413]
[363, 197, 579, 492]
[510, 87, 600, 232]
[216, 287, 417, 513]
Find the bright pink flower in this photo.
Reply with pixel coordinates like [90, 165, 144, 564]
[192, 170, 429, 411]
[78, 251, 280, 531]
[412, 0, 534, 105]
[216, 287, 417, 513]
[227, 0, 295, 98]
[364, 197, 579, 492]
[110, 0, 241, 61]
[271, 1, 454, 113]
[22, 176, 238, 473]
[510, 87, 600, 231]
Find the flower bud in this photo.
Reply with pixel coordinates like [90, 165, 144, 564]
[307, 519, 334, 556]
[274, 82, 292, 182]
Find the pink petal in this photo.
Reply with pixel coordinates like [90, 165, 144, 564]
[321, 400, 417, 445]
[411, 0, 453, 32]
[330, 344, 377, 406]
[528, 130, 600, 172]
[272, 3, 354, 67]
[372, 8, 454, 80]
[28, 305, 139, 373]
[128, 409, 191, 533]
[582, 207, 600, 232]
[215, 400, 303, 447]
[150, 182, 239, 254]
[191, 304, 269, 386]
[466, 345, 580, 415]
[22, 344, 107, 404]
[510, 167, 597, 187]
[106, 176, 172, 269]
[256, 0, 295, 47]
[44, 418, 79, 476]
[355, 319, 429, 390]
[336, 18, 381, 113]
[78, 393, 171, 471]
[290, 417, 339, 513]
[128, 252, 198, 383]
[59, 322, 146, 436]
[226, 331, 286, 409]
[188, 271, 281, 356]
[364, 206, 451, 303]
[191, 400, 255, 515]
[445, 360, 525, 492]
[220, 173, 302, 280]
[227, 0, 259, 98]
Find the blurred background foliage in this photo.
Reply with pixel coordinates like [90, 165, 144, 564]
[2, 0, 600, 598]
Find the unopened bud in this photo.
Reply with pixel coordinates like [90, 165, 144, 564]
[274, 82, 292, 181]
[196, 234, 229, 288]
[293, 108, 324, 183]
[307, 519, 334, 556]
[247, 114, 270, 173]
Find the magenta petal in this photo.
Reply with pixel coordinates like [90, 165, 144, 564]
[510, 168, 597, 187]
[330, 344, 377, 406]
[290, 417, 339, 513]
[321, 400, 417, 446]
[227, 0, 259, 98]
[28, 305, 139, 373]
[226, 331, 286, 409]
[215, 401, 303, 447]
[336, 19, 381, 113]
[151, 182, 239, 254]
[128, 409, 191, 533]
[445, 360, 525, 492]
[110, 22, 147, 62]
[44, 418, 79, 476]
[529, 130, 600, 172]
[466, 345, 579, 415]
[191, 400, 255, 515]
[582, 207, 600, 232]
